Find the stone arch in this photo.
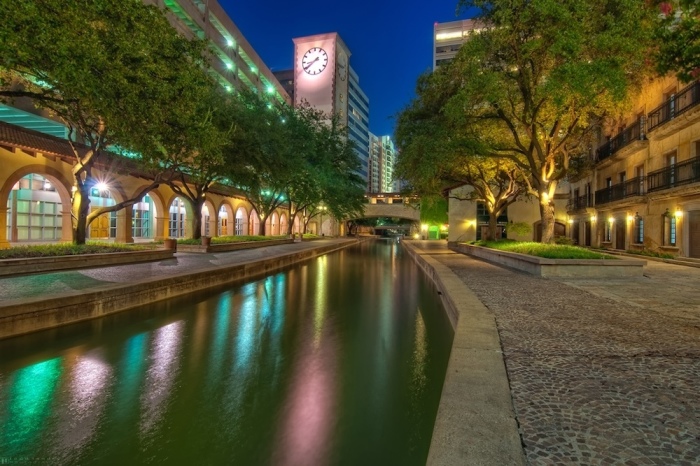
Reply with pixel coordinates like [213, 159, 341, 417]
[250, 210, 260, 236]
[1, 165, 73, 245]
[218, 199, 234, 236]
[235, 206, 249, 236]
[280, 213, 288, 235]
[269, 211, 279, 235]
[201, 198, 217, 237]
[165, 195, 192, 238]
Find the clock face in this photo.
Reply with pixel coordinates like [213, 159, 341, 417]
[302, 47, 328, 75]
[338, 52, 348, 81]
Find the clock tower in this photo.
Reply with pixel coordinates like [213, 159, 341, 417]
[293, 33, 351, 127]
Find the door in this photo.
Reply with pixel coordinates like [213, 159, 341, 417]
[615, 220, 626, 250]
[584, 221, 592, 246]
[689, 211, 700, 258]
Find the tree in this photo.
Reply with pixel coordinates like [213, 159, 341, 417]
[441, 0, 655, 243]
[395, 72, 527, 240]
[654, 0, 700, 81]
[0, 0, 209, 244]
[157, 85, 236, 240]
[227, 92, 301, 236]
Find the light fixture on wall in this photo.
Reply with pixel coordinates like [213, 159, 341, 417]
[608, 217, 615, 224]
[634, 212, 641, 221]
[591, 215, 597, 222]
[674, 208, 682, 218]
[627, 214, 635, 222]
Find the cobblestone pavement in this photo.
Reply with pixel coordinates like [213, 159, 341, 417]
[433, 252, 700, 466]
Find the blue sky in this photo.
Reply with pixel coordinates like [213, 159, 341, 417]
[220, 0, 475, 136]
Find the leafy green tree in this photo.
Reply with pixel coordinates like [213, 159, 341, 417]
[0, 0, 208, 244]
[157, 85, 236, 240]
[396, 72, 527, 240]
[654, 0, 700, 81]
[228, 92, 301, 235]
[441, 0, 655, 243]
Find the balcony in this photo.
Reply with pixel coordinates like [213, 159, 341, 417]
[647, 81, 700, 133]
[567, 194, 592, 211]
[647, 156, 700, 192]
[594, 176, 645, 205]
[596, 117, 646, 162]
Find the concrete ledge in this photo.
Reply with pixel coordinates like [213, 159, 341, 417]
[451, 243, 646, 278]
[0, 240, 357, 340]
[402, 242, 526, 466]
[0, 249, 175, 277]
[177, 238, 294, 253]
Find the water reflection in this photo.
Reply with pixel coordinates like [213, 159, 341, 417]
[0, 241, 453, 464]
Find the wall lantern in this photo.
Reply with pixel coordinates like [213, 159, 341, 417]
[675, 208, 683, 218]
[590, 215, 597, 222]
[608, 217, 615, 224]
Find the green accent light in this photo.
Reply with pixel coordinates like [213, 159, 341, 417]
[1, 358, 62, 454]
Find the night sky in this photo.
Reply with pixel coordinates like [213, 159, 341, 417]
[219, 0, 476, 137]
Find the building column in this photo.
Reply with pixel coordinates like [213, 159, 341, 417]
[208, 213, 218, 238]
[116, 208, 134, 243]
[61, 209, 72, 242]
[155, 216, 167, 240]
[0, 207, 9, 249]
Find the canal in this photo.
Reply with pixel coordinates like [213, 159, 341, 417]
[0, 241, 453, 465]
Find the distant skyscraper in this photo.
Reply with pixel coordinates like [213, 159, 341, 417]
[379, 136, 396, 192]
[368, 133, 381, 192]
[347, 67, 370, 184]
[433, 19, 484, 70]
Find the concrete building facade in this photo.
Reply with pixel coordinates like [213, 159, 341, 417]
[433, 19, 484, 70]
[567, 76, 700, 258]
[0, 0, 297, 248]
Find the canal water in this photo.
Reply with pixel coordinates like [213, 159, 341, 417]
[0, 241, 453, 465]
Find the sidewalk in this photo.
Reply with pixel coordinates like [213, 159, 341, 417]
[0, 238, 353, 303]
[411, 240, 700, 465]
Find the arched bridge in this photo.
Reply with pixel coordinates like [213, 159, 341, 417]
[358, 193, 420, 222]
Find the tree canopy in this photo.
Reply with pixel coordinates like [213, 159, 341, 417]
[406, 0, 655, 243]
[654, 0, 700, 82]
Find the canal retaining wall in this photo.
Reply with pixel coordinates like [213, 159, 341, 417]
[401, 241, 526, 466]
[0, 239, 358, 340]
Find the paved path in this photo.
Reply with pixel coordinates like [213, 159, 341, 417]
[0, 239, 352, 303]
[411, 241, 700, 465]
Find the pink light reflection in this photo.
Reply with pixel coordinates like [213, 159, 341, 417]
[272, 339, 338, 466]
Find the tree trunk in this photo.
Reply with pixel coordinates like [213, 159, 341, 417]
[487, 212, 498, 241]
[71, 186, 91, 245]
[258, 218, 266, 236]
[539, 198, 556, 244]
[191, 198, 204, 240]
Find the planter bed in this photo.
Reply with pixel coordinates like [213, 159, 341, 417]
[450, 243, 645, 278]
[0, 249, 175, 277]
[177, 238, 295, 253]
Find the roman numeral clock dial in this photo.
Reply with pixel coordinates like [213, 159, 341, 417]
[302, 47, 328, 75]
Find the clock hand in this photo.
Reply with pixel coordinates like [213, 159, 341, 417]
[303, 57, 319, 70]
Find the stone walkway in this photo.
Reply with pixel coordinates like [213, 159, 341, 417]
[0, 238, 351, 303]
[425, 244, 700, 465]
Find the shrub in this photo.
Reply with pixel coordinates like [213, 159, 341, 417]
[0, 242, 155, 259]
[475, 240, 615, 259]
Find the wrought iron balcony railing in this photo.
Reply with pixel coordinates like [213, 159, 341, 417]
[567, 194, 592, 211]
[596, 116, 645, 162]
[594, 176, 645, 205]
[647, 81, 700, 132]
[647, 156, 700, 192]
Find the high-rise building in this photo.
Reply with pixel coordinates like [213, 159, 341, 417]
[368, 133, 381, 192]
[347, 67, 370, 183]
[433, 19, 484, 70]
[289, 33, 370, 186]
[380, 136, 396, 192]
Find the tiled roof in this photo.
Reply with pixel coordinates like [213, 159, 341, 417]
[0, 121, 77, 159]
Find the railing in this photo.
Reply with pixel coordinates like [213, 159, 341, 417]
[647, 156, 700, 192]
[567, 194, 592, 211]
[596, 117, 645, 162]
[594, 176, 645, 205]
[647, 81, 700, 132]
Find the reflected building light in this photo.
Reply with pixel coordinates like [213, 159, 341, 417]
[314, 256, 327, 346]
[140, 321, 184, 437]
[1, 358, 62, 455]
[60, 355, 112, 453]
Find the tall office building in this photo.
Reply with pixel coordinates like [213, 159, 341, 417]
[380, 136, 396, 193]
[347, 67, 370, 184]
[290, 33, 370, 186]
[368, 134, 381, 193]
[433, 19, 484, 69]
